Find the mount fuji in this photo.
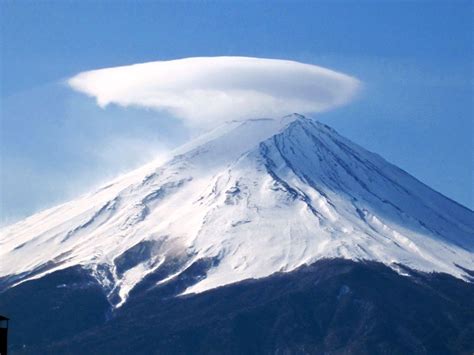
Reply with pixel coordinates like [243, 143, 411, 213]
[1, 114, 473, 354]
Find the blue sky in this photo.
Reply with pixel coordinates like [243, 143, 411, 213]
[1, 0, 472, 223]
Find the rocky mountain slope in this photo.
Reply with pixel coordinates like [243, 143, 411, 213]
[1, 114, 473, 310]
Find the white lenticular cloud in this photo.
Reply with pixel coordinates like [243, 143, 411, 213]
[68, 56, 360, 127]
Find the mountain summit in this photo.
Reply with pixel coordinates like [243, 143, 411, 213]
[1, 114, 473, 309]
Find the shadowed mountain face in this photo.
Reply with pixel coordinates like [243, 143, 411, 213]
[1, 259, 473, 354]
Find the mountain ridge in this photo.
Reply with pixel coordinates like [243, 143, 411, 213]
[1, 114, 473, 308]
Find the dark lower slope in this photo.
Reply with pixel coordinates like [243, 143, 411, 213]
[2, 259, 474, 355]
[0, 266, 109, 352]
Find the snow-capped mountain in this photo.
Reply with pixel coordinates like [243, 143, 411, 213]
[1, 114, 473, 309]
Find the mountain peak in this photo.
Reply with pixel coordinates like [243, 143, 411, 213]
[1, 114, 473, 307]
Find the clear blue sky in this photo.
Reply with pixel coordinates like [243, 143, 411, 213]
[1, 0, 472, 223]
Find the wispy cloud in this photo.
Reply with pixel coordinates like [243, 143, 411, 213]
[68, 56, 361, 128]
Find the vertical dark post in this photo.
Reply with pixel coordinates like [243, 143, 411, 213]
[0, 315, 8, 355]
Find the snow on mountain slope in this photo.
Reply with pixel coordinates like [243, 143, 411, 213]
[1, 114, 473, 307]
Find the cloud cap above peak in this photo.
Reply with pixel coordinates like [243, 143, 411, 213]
[68, 56, 361, 128]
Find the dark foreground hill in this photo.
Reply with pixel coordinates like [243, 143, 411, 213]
[2, 258, 473, 355]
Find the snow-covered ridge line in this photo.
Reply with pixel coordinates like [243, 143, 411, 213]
[1, 114, 473, 307]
